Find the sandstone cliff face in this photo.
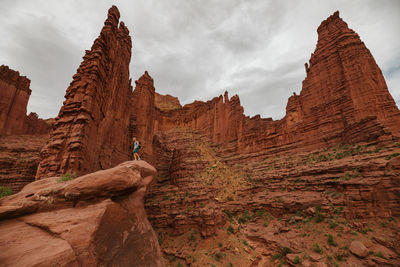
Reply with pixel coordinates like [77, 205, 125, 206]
[0, 65, 31, 135]
[143, 11, 400, 157]
[0, 160, 164, 267]
[146, 131, 400, 266]
[284, 11, 400, 149]
[155, 92, 182, 112]
[0, 65, 50, 136]
[0, 135, 47, 192]
[36, 6, 133, 179]
[139, 12, 400, 265]
[25, 112, 51, 135]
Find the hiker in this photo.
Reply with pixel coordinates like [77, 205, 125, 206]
[133, 137, 141, 160]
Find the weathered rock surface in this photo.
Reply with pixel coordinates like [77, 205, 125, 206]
[0, 160, 164, 267]
[36, 5, 133, 179]
[350, 240, 369, 258]
[0, 65, 31, 135]
[0, 65, 50, 135]
[155, 92, 182, 112]
[25, 112, 52, 135]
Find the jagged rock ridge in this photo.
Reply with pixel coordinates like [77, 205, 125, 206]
[140, 11, 400, 157]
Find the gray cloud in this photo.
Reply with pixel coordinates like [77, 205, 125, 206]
[0, 0, 399, 120]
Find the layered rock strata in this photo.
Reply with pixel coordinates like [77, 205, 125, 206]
[0, 160, 164, 267]
[36, 6, 133, 179]
[139, 12, 400, 265]
[0, 135, 47, 192]
[0, 65, 50, 135]
[0, 65, 31, 135]
[146, 131, 400, 266]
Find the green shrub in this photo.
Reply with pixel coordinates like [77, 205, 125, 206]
[327, 235, 338, 247]
[227, 225, 234, 234]
[283, 247, 292, 255]
[0, 186, 13, 198]
[169, 255, 176, 262]
[271, 253, 283, 260]
[335, 252, 349, 261]
[223, 210, 234, 221]
[189, 229, 197, 241]
[385, 152, 400, 160]
[238, 210, 254, 224]
[314, 209, 324, 223]
[313, 243, 323, 254]
[329, 220, 338, 229]
[254, 209, 265, 218]
[57, 172, 77, 183]
[374, 251, 386, 259]
[215, 252, 225, 261]
[293, 255, 301, 264]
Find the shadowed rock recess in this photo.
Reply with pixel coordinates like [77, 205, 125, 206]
[1, 6, 400, 267]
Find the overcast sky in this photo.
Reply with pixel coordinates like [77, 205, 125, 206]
[1, 0, 399, 120]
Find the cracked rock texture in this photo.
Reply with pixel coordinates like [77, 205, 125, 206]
[0, 160, 164, 267]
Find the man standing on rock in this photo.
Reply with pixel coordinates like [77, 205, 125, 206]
[133, 137, 141, 160]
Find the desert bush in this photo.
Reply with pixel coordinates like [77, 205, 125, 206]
[283, 247, 292, 255]
[227, 225, 234, 234]
[0, 186, 13, 198]
[327, 235, 338, 247]
[313, 243, 323, 254]
[189, 229, 197, 241]
[57, 172, 77, 183]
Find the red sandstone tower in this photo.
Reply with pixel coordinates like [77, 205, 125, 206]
[36, 6, 132, 179]
[0, 65, 32, 135]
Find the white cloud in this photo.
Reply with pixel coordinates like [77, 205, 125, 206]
[0, 0, 398, 119]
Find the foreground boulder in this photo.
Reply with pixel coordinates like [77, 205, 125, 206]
[350, 240, 369, 258]
[0, 160, 164, 267]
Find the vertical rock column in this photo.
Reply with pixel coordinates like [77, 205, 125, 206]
[282, 11, 400, 148]
[0, 65, 31, 135]
[36, 6, 132, 179]
[131, 71, 156, 163]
